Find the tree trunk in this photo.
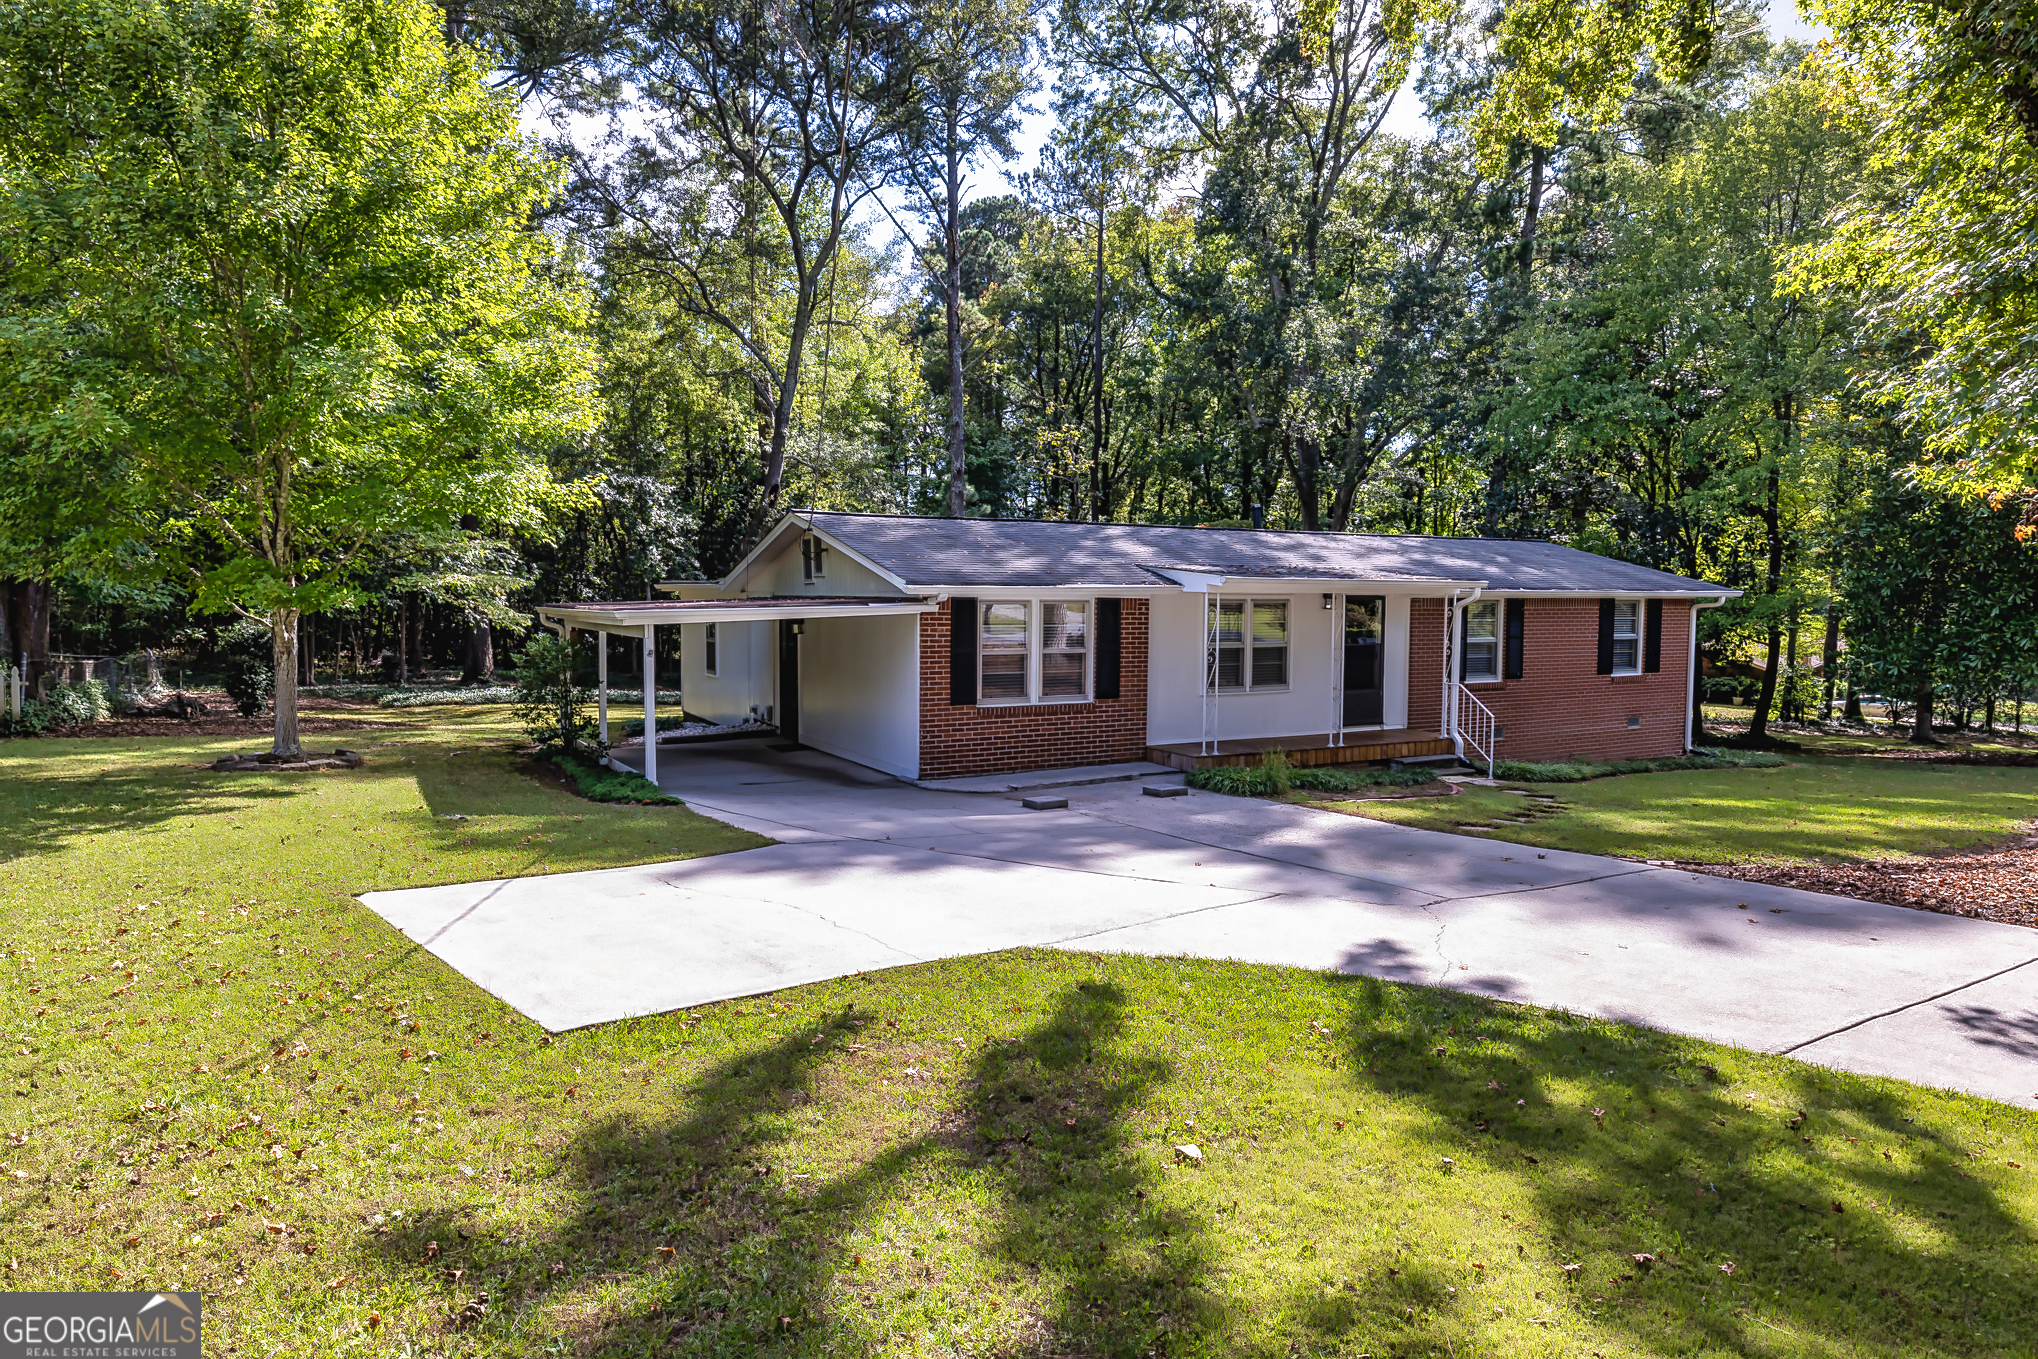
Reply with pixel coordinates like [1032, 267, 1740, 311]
[1911, 680, 1936, 743]
[271, 605, 301, 759]
[15, 579, 52, 698]
[300, 614, 316, 688]
[1984, 693, 1995, 732]
[396, 596, 409, 687]
[1821, 606, 1840, 721]
[1784, 612, 1801, 723]
[0, 581, 14, 674]
[462, 616, 495, 685]
[1091, 200, 1106, 522]
[944, 127, 968, 519]
[1750, 630, 1783, 741]
[409, 595, 426, 674]
[1518, 143, 1548, 280]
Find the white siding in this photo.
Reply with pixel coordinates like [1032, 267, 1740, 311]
[739, 528, 904, 598]
[796, 613, 921, 778]
[1145, 589, 1427, 745]
[675, 619, 775, 726]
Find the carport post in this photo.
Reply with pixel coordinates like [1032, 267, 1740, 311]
[642, 624, 657, 786]
[596, 630, 608, 760]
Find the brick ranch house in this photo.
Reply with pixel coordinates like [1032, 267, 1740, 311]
[536, 512, 1740, 783]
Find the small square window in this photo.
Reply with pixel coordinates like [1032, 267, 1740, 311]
[1611, 600, 1641, 672]
[1208, 599, 1289, 691]
[1042, 601, 1088, 697]
[980, 602, 1030, 701]
[1463, 601, 1500, 680]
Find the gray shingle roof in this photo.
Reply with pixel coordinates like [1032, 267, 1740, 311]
[803, 513, 1734, 595]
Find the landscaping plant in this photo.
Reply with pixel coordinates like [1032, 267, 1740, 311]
[0, 714, 2031, 1356]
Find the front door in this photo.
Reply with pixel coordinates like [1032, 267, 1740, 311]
[778, 619, 801, 744]
[1343, 596, 1384, 727]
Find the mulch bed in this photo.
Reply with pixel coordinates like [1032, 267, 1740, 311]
[1862, 749, 2038, 767]
[1296, 781, 1460, 802]
[1685, 829, 2038, 931]
[45, 693, 400, 740]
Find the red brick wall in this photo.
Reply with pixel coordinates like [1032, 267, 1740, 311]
[919, 598, 1151, 779]
[1408, 597, 1692, 762]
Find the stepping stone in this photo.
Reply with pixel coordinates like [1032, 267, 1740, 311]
[1142, 784, 1189, 798]
[1022, 795, 1068, 810]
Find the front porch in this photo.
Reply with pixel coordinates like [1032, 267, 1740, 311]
[1144, 727, 1455, 772]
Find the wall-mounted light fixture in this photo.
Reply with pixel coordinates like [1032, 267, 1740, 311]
[1322, 593, 1335, 610]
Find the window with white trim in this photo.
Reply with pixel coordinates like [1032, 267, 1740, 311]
[1611, 599, 1641, 673]
[980, 599, 1090, 703]
[1462, 600, 1500, 681]
[801, 534, 827, 581]
[702, 623, 719, 676]
[1208, 599, 1289, 690]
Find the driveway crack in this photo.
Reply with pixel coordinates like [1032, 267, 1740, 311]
[1777, 954, 2038, 1055]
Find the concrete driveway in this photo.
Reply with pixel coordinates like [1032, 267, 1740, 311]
[360, 739, 2038, 1107]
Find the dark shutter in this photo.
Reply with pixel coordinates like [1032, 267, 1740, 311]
[1457, 606, 1468, 680]
[1095, 598, 1122, 699]
[948, 597, 978, 705]
[1596, 599, 1616, 675]
[1504, 598, 1525, 679]
[1644, 599, 1664, 672]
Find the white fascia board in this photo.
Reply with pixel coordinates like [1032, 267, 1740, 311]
[1145, 568, 1229, 593]
[1475, 588, 1744, 599]
[935, 584, 1170, 598]
[538, 600, 938, 630]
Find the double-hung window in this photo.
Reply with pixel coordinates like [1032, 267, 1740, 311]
[703, 622, 719, 676]
[1462, 601, 1500, 681]
[980, 600, 1089, 702]
[1610, 600, 1641, 673]
[801, 534, 827, 582]
[1208, 600, 1289, 691]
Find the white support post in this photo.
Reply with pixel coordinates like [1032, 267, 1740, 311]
[1329, 594, 1341, 747]
[641, 625, 657, 786]
[596, 630, 609, 764]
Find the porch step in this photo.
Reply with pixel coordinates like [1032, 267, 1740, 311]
[911, 760, 1178, 795]
[1390, 754, 1475, 774]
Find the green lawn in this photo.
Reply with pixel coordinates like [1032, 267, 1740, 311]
[1326, 751, 2038, 863]
[2, 716, 2036, 1356]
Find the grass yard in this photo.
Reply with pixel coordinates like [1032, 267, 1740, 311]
[1325, 750, 2038, 864]
[3, 715, 2036, 1356]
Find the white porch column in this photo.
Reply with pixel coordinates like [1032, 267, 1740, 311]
[642, 624, 657, 786]
[596, 630, 609, 762]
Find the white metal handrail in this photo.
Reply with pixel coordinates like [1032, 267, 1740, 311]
[1456, 684, 1498, 779]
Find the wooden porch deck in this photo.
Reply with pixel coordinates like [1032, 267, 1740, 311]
[1145, 728, 1456, 772]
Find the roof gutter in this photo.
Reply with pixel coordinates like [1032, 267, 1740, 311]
[1687, 595, 1731, 752]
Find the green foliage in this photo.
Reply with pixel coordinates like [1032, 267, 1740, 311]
[512, 633, 598, 755]
[1186, 762, 1438, 797]
[619, 713, 693, 738]
[41, 679, 112, 726]
[1795, 0, 2038, 481]
[542, 748, 682, 805]
[1837, 465, 2038, 731]
[1495, 749, 1789, 783]
[220, 656, 273, 718]
[0, 0, 594, 752]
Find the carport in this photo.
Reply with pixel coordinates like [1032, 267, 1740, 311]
[534, 596, 937, 781]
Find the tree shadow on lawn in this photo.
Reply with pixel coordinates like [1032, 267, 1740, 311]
[0, 740, 305, 865]
[363, 981, 1219, 1356]
[1312, 975, 2037, 1355]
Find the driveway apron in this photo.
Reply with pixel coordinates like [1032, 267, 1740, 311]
[357, 739, 2038, 1107]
